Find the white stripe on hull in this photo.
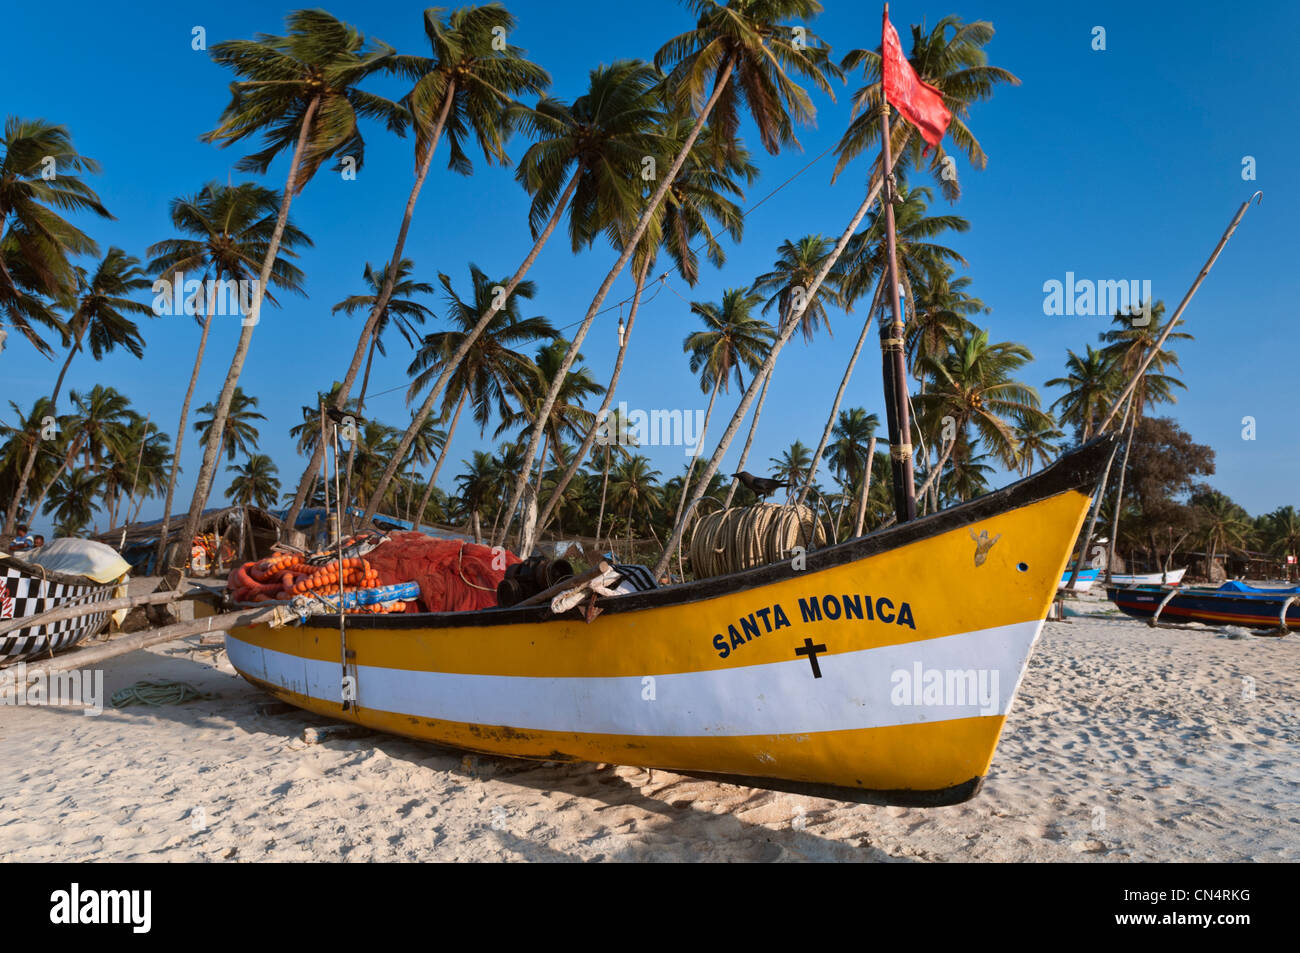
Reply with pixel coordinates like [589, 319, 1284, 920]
[227, 619, 1043, 737]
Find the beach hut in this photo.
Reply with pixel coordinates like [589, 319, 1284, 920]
[93, 506, 288, 577]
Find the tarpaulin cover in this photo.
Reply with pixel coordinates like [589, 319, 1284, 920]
[364, 533, 521, 612]
[1218, 580, 1300, 596]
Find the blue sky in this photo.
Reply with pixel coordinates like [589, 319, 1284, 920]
[5, 0, 1297, 534]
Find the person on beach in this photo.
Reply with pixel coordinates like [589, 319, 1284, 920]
[10, 525, 34, 552]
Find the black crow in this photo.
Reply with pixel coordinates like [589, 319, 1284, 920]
[732, 471, 793, 500]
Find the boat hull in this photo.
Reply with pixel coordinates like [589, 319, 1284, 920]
[221, 441, 1116, 805]
[1060, 568, 1098, 592]
[0, 560, 116, 664]
[1106, 585, 1299, 631]
[1108, 569, 1186, 586]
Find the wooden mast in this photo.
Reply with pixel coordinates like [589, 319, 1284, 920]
[877, 23, 917, 525]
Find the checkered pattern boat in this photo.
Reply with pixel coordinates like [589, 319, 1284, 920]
[0, 557, 117, 664]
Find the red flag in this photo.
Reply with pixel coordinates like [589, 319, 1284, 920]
[881, 8, 951, 152]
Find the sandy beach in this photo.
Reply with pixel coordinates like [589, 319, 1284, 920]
[2, 583, 1297, 864]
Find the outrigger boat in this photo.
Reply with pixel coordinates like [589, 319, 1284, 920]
[1, 547, 124, 664]
[1108, 568, 1186, 587]
[213, 437, 1114, 806]
[1106, 579, 1299, 633]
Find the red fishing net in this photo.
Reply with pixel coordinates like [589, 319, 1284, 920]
[364, 533, 519, 613]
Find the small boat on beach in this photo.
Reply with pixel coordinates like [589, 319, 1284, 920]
[1106, 579, 1300, 632]
[213, 437, 1115, 806]
[1108, 568, 1186, 586]
[1060, 567, 1098, 592]
[0, 540, 129, 664]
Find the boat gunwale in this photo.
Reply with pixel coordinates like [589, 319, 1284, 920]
[227, 435, 1117, 632]
[0, 553, 116, 591]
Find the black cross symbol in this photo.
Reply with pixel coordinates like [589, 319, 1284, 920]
[795, 637, 828, 678]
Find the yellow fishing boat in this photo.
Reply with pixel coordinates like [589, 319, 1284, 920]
[212, 437, 1112, 806]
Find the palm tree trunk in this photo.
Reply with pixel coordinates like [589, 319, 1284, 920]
[797, 277, 884, 507]
[672, 374, 722, 531]
[362, 168, 585, 528]
[722, 365, 772, 508]
[169, 95, 322, 584]
[48, 336, 81, 412]
[285, 83, 458, 532]
[853, 436, 878, 537]
[596, 451, 611, 542]
[29, 435, 85, 526]
[340, 332, 379, 517]
[155, 270, 219, 569]
[414, 387, 466, 531]
[498, 58, 739, 552]
[3, 326, 85, 536]
[536, 256, 651, 532]
[911, 430, 958, 504]
[651, 141, 900, 579]
[1104, 405, 1138, 583]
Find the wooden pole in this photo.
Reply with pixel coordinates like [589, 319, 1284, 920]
[12, 605, 278, 684]
[1098, 192, 1262, 433]
[0, 587, 200, 637]
[877, 98, 917, 524]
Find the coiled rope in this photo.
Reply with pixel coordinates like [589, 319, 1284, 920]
[688, 503, 828, 578]
[111, 680, 213, 708]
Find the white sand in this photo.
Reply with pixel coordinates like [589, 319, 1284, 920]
[2, 590, 1298, 862]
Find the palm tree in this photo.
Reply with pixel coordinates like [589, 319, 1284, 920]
[101, 415, 171, 530]
[914, 330, 1047, 495]
[1047, 345, 1119, 442]
[1094, 300, 1189, 581]
[368, 58, 661, 528]
[404, 264, 555, 529]
[284, 4, 549, 529]
[28, 385, 134, 525]
[49, 247, 153, 406]
[178, 9, 404, 575]
[332, 258, 433, 417]
[4, 246, 151, 539]
[769, 440, 813, 487]
[535, 114, 756, 534]
[1264, 506, 1300, 582]
[727, 234, 846, 508]
[1012, 416, 1064, 475]
[226, 453, 281, 509]
[1196, 490, 1250, 577]
[654, 11, 1019, 576]
[146, 180, 310, 563]
[501, 0, 841, 550]
[456, 449, 497, 542]
[0, 117, 110, 360]
[591, 406, 638, 543]
[330, 257, 433, 502]
[194, 387, 264, 462]
[0, 398, 58, 519]
[44, 467, 103, 537]
[607, 454, 662, 559]
[906, 267, 982, 383]
[799, 187, 966, 505]
[510, 339, 604, 492]
[674, 288, 773, 527]
[833, 15, 1021, 197]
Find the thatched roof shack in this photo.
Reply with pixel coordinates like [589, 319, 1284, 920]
[93, 505, 288, 576]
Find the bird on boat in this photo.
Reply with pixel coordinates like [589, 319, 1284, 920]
[732, 471, 793, 500]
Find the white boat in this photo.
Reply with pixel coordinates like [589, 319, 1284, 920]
[1108, 568, 1186, 586]
[1060, 568, 1098, 592]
